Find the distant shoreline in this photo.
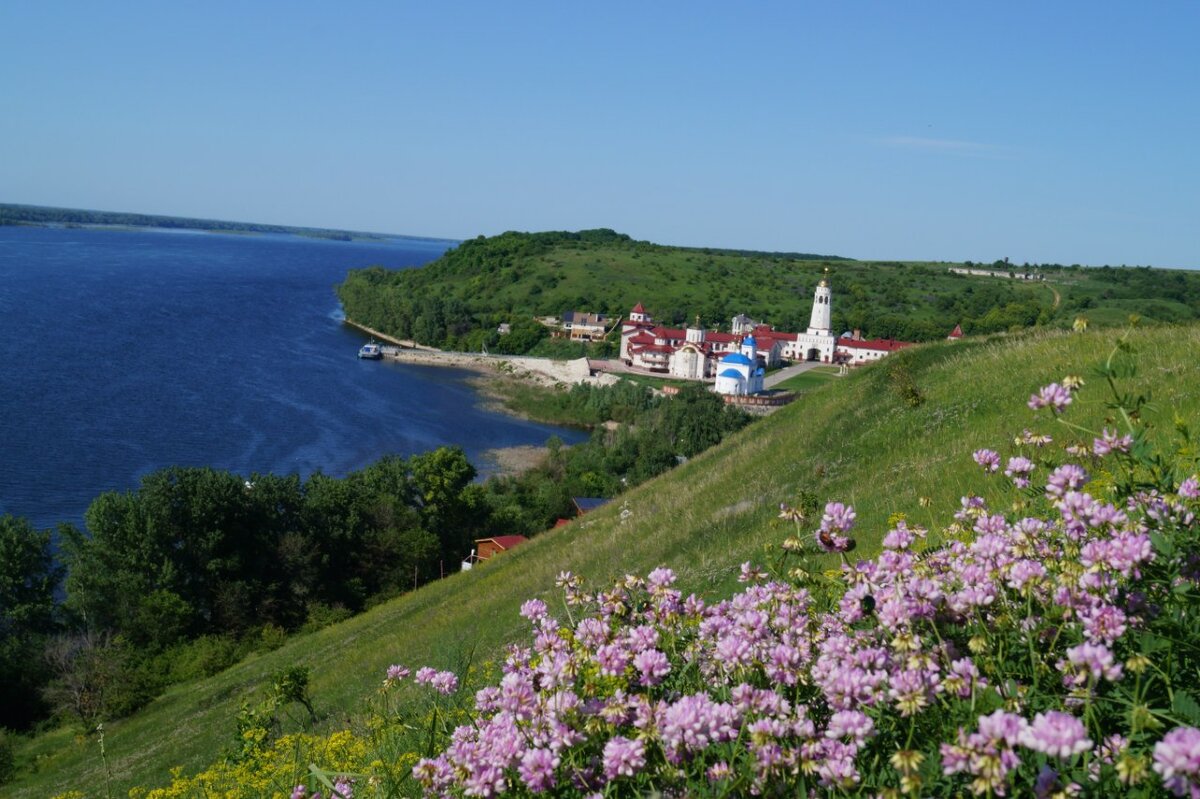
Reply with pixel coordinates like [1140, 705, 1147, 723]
[0, 202, 460, 245]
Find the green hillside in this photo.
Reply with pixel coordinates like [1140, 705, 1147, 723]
[336, 230, 1200, 354]
[9, 324, 1200, 796]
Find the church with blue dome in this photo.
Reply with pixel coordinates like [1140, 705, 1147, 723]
[713, 335, 765, 396]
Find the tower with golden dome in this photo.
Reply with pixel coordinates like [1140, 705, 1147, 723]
[794, 268, 837, 362]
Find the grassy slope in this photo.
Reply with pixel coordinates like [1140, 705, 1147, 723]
[11, 324, 1200, 797]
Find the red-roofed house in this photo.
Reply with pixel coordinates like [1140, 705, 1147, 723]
[947, 323, 963, 341]
[474, 535, 529, 561]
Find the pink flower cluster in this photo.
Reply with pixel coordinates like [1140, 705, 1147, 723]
[394, 382, 1200, 797]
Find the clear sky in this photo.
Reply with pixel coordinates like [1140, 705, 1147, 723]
[2, 2, 1197, 267]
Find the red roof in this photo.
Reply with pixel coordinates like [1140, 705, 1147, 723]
[706, 332, 737, 343]
[631, 344, 674, 354]
[627, 331, 657, 345]
[838, 338, 913, 352]
[476, 535, 529, 550]
[948, 324, 963, 339]
[632, 302, 645, 313]
[651, 326, 687, 340]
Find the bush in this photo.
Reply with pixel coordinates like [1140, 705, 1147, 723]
[165, 635, 244, 683]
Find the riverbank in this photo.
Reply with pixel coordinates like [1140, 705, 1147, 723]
[345, 318, 622, 391]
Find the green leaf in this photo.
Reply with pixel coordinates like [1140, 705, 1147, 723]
[1139, 632, 1171, 655]
[1149, 531, 1176, 558]
[1173, 691, 1200, 724]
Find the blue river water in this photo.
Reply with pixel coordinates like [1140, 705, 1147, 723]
[0, 225, 582, 531]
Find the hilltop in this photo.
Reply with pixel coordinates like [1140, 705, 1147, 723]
[9, 322, 1200, 797]
[337, 229, 1200, 355]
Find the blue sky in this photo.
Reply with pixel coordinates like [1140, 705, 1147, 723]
[2, 2, 1197, 266]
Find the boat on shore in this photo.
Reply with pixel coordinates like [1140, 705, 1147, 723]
[358, 341, 383, 360]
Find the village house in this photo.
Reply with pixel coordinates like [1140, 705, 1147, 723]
[461, 535, 529, 571]
[560, 310, 610, 341]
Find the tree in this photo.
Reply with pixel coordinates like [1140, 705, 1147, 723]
[0, 515, 62, 730]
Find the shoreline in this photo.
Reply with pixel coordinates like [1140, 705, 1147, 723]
[345, 318, 620, 389]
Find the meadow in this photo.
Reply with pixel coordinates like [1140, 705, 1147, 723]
[8, 322, 1199, 797]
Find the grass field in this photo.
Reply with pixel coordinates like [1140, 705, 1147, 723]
[10, 324, 1200, 797]
[773, 365, 842, 392]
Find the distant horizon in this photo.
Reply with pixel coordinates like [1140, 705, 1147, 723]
[4, 199, 1195, 271]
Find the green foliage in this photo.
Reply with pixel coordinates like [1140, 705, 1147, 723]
[494, 379, 658, 427]
[271, 666, 316, 724]
[479, 383, 751, 535]
[0, 515, 62, 731]
[339, 231, 1200, 357]
[883, 350, 925, 407]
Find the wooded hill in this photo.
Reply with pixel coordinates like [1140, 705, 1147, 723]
[337, 229, 1200, 354]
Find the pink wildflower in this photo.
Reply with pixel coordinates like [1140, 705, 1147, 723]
[1154, 726, 1200, 798]
[1093, 428, 1134, 456]
[817, 501, 856, 552]
[973, 448, 1001, 472]
[518, 747, 559, 792]
[632, 648, 671, 686]
[602, 736, 647, 779]
[1046, 464, 1089, 498]
[520, 598, 549, 622]
[1029, 383, 1073, 413]
[384, 664, 410, 686]
[1004, 456, 1036, 488]
[1180, 476, 1200, 500]
[1021, 711, 1092, 759]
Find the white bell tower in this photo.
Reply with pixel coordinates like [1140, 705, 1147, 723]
[807, 269, 832, 337]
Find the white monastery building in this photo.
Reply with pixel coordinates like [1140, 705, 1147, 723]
[620, 275, 913, 395]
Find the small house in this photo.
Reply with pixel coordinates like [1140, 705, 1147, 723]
[475, 535, 529, 561]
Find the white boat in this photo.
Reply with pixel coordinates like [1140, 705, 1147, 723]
[358, 342, 383, 360]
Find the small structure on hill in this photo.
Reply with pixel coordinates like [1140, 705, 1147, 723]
[462, 535, 529, 571]
[572, 497, 611, 515]
[947, 323, 963, 341]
